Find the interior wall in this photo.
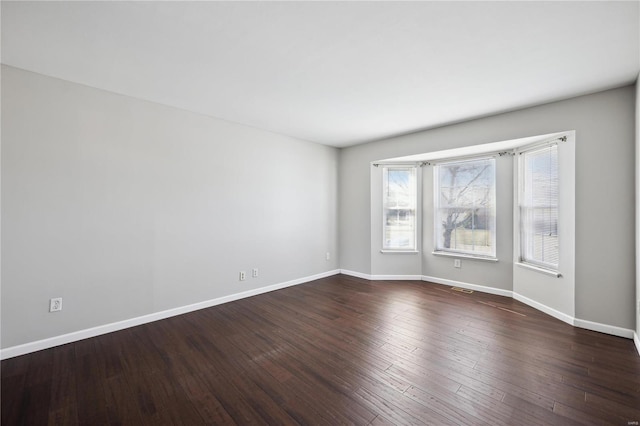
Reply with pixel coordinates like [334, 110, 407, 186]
[340, 85, 636, 330]
[1, 66, 339, 349]
[339, 146, 372, 275]
[636, 74, 640, 341]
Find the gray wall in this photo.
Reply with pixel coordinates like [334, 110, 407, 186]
[2, 64, 637, 349]
[1, 66, 339, 348]
[636, 73, 640, 340]
[340, 85, 636, 330]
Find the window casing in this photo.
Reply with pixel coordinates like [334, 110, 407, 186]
[519, 144, 559, 270]
[434, 157, 496, 258]
[382, 166, 417, 251]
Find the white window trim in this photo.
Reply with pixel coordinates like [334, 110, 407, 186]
[433, 156, 497, 260]
[515, 262, 561, 277]
[432, 250, 498, 262]
[381, 165, 419, 252]
[380, 250, 419, 254]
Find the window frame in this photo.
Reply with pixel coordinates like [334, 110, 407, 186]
[381, 165, 418, 252]
[516, 143, 560, 273]
[433, 156, 497, 260]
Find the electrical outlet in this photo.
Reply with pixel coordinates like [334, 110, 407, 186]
[326, 252, 331, 261]
[239, 271, 246, 281]
[454, 259, 461, 268]
[50, 297, 63, 312]
[252, 268, 259, 278]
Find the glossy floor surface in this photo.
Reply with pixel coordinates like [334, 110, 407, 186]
[3, 274, 640, 425]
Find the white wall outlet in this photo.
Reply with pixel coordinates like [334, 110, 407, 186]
[454, 259, 461, 268]
[50, 297, 63, 312]
[239, 271, 246, 281]
[252, 268, 259, 278]
[326, 252, 331, 261]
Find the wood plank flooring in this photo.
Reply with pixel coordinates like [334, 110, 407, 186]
[3, 274, 640, 425]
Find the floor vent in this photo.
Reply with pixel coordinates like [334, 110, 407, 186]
[451, 287, 474, 294]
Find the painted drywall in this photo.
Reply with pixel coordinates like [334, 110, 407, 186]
[339, 145, 372, 275]
[1, 66, 339, 348]
[636, 74, 640, 341]
[340, 85, 636, 330]
[0, 58, 3, 353]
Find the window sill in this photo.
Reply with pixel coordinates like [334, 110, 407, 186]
[516, 262, 561, 277]
[431, 251, 498, 262]
[380, 250, 419, 254]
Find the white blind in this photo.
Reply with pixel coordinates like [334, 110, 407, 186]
[520, 145, 559, 268]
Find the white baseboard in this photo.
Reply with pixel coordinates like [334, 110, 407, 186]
[573, 318, 635, 339]
[422, 275, 513, 298]
[339, 270, 421, 281]
[349, 270, 640, 353]
[0, 269, 341, 360]
[371, 274, 423, 281]
[512, 292, 575, 326]
[512, 292, 635, 340]
[343, 270, 637, 349]
[340, 269, 373, 280]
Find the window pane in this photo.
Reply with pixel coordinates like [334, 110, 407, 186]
[434, 158, 496, 257]
[383, 167, 417, 250]
[520, 145, 559, 268]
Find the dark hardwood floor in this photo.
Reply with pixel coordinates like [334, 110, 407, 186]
[3, 274, 640, 425]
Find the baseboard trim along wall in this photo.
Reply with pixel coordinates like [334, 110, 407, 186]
[422, 275, 513, 298]
[512, 292, 575, 326]
[572, 318, 635, 339]
[0, 269, 341, 360]
[343, 270, 636, 344]
[4, 269, 635, 359]
[511, 293, 634, 339]
[372, 274, 423, 280]
[339, 270, 422, 281]
[423, 276, 635, 340]
[339, 269, 373, 280]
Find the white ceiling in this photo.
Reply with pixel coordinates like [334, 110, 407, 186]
[2, 1, 639, 148]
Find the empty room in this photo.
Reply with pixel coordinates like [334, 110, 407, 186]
[2, 1, 640, 425]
